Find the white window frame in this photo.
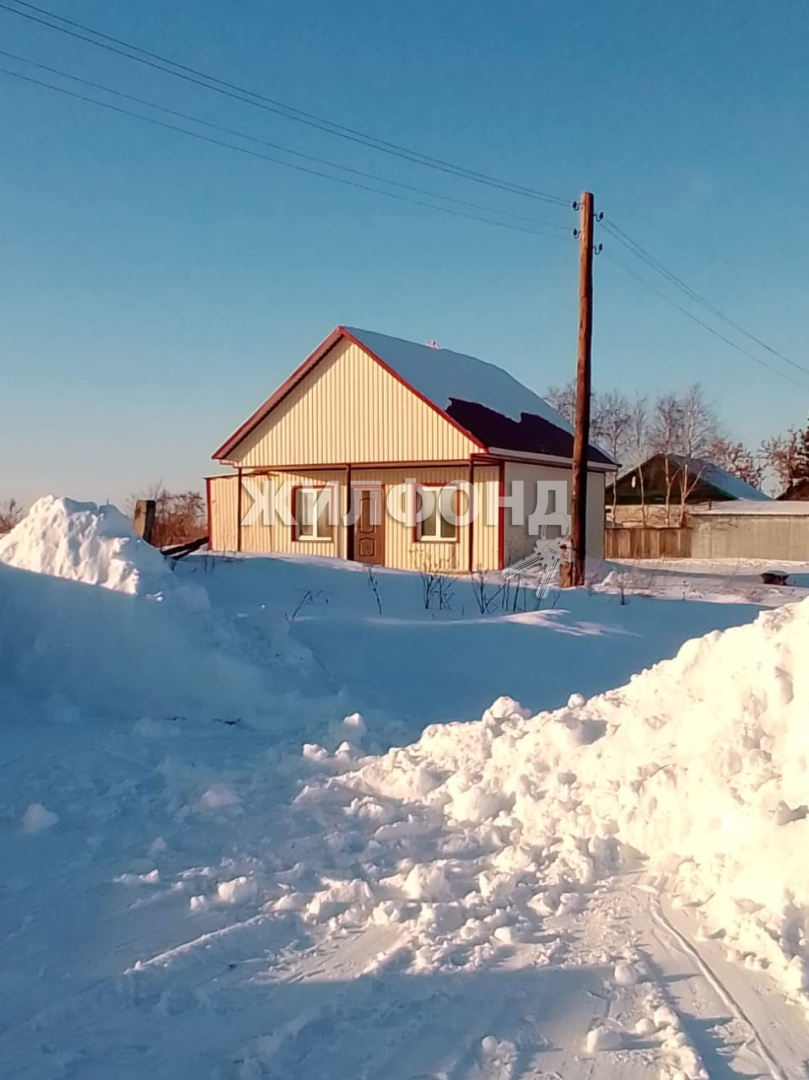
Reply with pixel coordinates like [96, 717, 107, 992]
[293, 486, 334, 542]
[415, 485, 459, 543]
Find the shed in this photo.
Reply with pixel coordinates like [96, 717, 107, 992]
[689, 500, 809, 561]
[206, 326, 615, 571]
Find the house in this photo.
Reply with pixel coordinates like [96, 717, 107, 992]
[778, 477, 809, 501]
[206, 326, 615, 571]
[689, 500, 809, 560]
[607, 453, 770, 527]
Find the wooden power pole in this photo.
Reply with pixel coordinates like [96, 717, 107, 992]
[567, 191, 595, 587]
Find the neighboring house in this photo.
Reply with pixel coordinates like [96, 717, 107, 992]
[206, 326, 615, 571]
[690, 500, 809, 561]
[607, 453, 770, 527]
[778, 477, 809, 501]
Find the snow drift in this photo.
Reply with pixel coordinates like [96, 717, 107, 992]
[6, 504, 807, 1073]
[296, 597, 809, 1002]
[0, 497, 311, 726]
[0, 495, 170, 594]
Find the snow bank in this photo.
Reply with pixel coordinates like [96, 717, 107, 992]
[0, 495, 272, 722]
[0, 505, 352, 733]
[0, 495, 169, 594]
[296, 598, 809, 1000]
[0, 559, 273, 723]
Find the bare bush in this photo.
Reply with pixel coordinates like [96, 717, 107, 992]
[470, 567, 495, 613]
[366, 565, 383, 615]
[132, 484, 206, 548]
[286, 588, 327, 623]
[0, 498, 24, 535]
[416, 550, 455, 611]
[419, 567, 454, 611]
[471, 567, 516, 613]
[436, 574, 454, 611]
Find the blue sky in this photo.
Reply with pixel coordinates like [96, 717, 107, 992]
[2, 0, 807, 506]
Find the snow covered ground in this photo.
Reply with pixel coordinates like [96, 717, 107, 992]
[604, 557, 809, 607]
[1, 499, 808, 1079]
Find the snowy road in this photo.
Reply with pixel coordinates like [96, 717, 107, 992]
[5, 862, 805, 1078]
[3, 515, 809, 1078]
[1, 714, 805, 1079]
[648, 898, 808, 1080]
[217, 881, 808, 1080]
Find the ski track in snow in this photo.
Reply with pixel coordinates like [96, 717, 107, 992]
[2, 802, 805, 1080]
[648, 896, 808, 1080]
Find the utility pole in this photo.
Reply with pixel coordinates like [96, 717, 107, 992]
[566, 190, 595, 587]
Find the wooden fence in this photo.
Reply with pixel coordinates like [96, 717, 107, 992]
[604, 526, 691, 560]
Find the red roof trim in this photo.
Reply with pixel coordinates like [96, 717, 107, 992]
[212, 327, 344, 461]
[204, 460, 471, 477]
[212, 326, 488, 462]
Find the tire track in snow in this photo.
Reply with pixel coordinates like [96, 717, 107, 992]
[124, 912, 277, 972]
[237, 930, 662, 1080]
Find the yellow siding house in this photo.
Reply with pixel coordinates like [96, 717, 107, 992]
[207, 326, 615, 572]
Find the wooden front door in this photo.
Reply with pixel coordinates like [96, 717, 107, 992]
[352, 488, 385, 565]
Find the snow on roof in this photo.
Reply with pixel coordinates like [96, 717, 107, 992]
[345, 327, 573, 435]
[613, 455, 770, 502]
[690, 499, 809, 516]
[693, 460, 771, 502]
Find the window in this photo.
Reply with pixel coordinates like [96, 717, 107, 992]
[416, 485, 461, 542]
[293, 486, 334, 541]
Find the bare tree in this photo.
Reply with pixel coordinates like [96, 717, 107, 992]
[545, 381, 577, 426]
[0, 498, 24, 535]
[622, 394, 651, 524]
[131, 484, 206, 548]
[650, 392, 683, 525]
[649, 385, 719, 525]
[709, 437, 765, 490]
[551, 381, 736, 522]
[676, 384, 721, 523]
[547, 381, 633, 464]
[793, 417, 809, 482]
[759, 431, 802, 492]
[679, 385, 718, 459]
[595, 389, 633, 465]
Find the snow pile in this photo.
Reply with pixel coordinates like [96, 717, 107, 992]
[21, 802, 59, 833]
[0, 498, 308, 725]
[0, 495, 169, 594]
[292, 598, 809, 1000]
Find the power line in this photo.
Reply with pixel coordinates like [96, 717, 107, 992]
[602, 217, 809, 378]
[0, 48, 569, 233]
[602, 249, 809, 389]
[0, 0, 571, 207]
[10, 0, 799, 384]
[0, 64, 574, 241]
